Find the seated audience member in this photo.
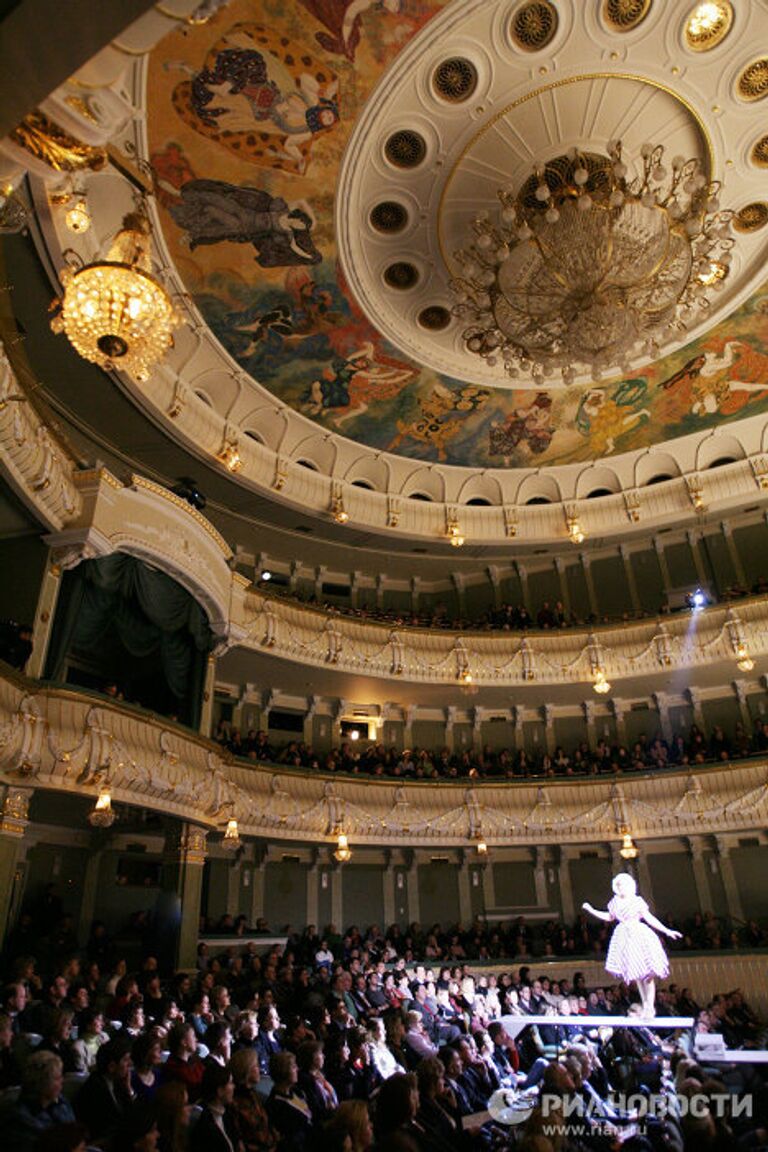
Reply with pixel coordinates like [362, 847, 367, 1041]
[189, 1062, 239, 1152]
[266, 1050, 314, 1151]
[74, 1035, 135, 1146]
[162, 1021, 205, 1101]
[7, 1050, 76, 1152]
[230, 1047, 279, 1152]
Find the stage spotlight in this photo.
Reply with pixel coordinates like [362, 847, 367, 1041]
[260, 570, 272, 581]
[172, 477, 207, 512]
[688, 588, 706, 612]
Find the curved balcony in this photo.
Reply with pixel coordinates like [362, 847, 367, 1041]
[2, 666, 766, 849]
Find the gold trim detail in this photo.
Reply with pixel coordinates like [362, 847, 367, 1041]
[510, 1, 558, 52]
[737, 59, 768, 102]
[9, 110, 108, 173]
[684, 2, 733, 52]
[733, 203, 768, 233]
[602, 0, 652, 31]
[130, 474, 232, 556]
[63, 95, 99, 124]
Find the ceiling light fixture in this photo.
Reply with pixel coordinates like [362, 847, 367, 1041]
[619, 830, 639, 860]
[223, 817, 241, 849]
[333, 828, 352, 863]
[50, 210, 182, 382]
[218, 441, 242, 473]
[450, 142, 733, 383]
[331, 495, 349, 523]
[88, 788, 115, 828]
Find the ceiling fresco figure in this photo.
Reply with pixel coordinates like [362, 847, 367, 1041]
[170, 23, 340, 174]
[298, 0, 403, 61]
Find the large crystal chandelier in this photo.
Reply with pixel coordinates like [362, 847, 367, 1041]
[51, 211, 181, 382]
[450, 142, 733, 385]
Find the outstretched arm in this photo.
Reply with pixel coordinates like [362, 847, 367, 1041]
[582, 901, 613, 923]
[641, 909, 682, 939]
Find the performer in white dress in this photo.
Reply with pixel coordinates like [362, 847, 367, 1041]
[582, 873, 682, 1018]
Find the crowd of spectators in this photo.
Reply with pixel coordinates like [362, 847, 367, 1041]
[1, 905, 766, 1152]
[260, 575, 768, 634]
[213, 719, 768, 780]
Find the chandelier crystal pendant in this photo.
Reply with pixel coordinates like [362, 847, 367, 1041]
[51, 211, 182, 382]
[450, 142, 734, 384]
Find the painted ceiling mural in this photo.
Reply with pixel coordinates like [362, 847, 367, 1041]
[148, 1, 768, 470]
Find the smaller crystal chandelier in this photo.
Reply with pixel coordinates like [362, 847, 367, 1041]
[218, 440, 242, 473]
[223, 817, 242, 850]
[566, 509, 585, 545]
[51, 210, 182, 382]
[88, 788, 115, 828]
[619, 830, 639, 860]
[475, 833, 488, 857]
[451, 141, 733, 383]
[593, 669, 611, 694]
[588, 636, 611, 693]
[331, 494, 349, 523]
[727, 612, 756, 671]
[333, 827, 352, 863]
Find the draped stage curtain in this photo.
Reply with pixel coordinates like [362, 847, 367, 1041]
[45, 553, 214, 727]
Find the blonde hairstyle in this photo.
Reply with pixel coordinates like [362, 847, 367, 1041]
[325, 1099, 371, 1152]
[611, 872, 637, 896]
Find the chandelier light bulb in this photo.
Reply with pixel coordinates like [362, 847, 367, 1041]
[593, 669, 611, 694]
[334, 830, 352, 863]
[223, 817, 241, 849]
[65, 199, 91, 234]
[450, 141, 734, 383]
[88, 788, 115, 828]
[619, 831, 638, 859]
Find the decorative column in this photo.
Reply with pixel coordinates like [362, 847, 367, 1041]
[686, 529, 708, 587]
[516, 562, 531, 612]
[382, 852, 396, 928]
[687, 687, 705, 730]
[471, 708, 484, 755]
[583, 700, 596, 748]
[580, 555, 598, 618]
[634, 846, 654, 900]
[619, 546, 641, 613]
[451, 573, 466, 617]
[403, 706, 415, 751]
[251, 846, 267, 927]
[375, 573, 385, 609]
[304, 697, 318, 747]
[306, 850, 319, 930]
[653, 691, 673, 743]
[350, 571, 362, 609]
[457, 853, 472, 925]
[543, 704, 555, 755]
[444, 707, 457, 755]
[612, 699, 627, 745]
[652, 537, 672, 599]
[732, 680, 752, 730]
[721, 521, 746, 587]
[329, 858, 344, 929]
[512, 705, 524, 752]
[487, 566, 502, 610]
[77, 845, 103, 945]
[198, 653, 217, 737]
[714, 836, 745, 923]
[405, 852, 420, 925]
[686, 836, 713, 916]
[289, 560, 301, 593]
[314, 566, 326, 600]
[168, 824, 208, 970]
[532, 847, 548, 907]
[0, 787, 31, 950]
[27, 554, 63, 678]
[554, 557, 570, 615]
[410, 576, 421, 614]
[556, 846, 575, 922]
[481, 858, 496, 916]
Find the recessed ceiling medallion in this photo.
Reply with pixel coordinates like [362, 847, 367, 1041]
[733, 203, 768, 233]
[384, 262, 419, 289]
[432, 57, 478, 103]
[510, 1, 558, 52]
[370, 202, 408, 233]
[602, 0, 652, 32]
[384, 129, 426, 168]
[418, 306, 452, 330]
[737, 59, 768, 102]
[750, 135, 768, 167]
[683, 2, 733, 52]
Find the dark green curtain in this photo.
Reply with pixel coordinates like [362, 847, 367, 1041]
[45, 553, 214, 727]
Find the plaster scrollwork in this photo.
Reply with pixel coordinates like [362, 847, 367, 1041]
[5, 695, 45, 778]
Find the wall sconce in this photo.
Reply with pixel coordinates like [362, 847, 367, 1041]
[446, 519, 465, 547]
[619, 830, 638, 860]
[333, 828, 352, 863]
[476, 835, 488, 857]
[88, 788, 115, 828]
[223, 817, 242, 850]
[218, 441, 242, 473]
[588, 636, 610, 693]
[727, 613, 755, 671]
[735, 644, 755, 672]
[593, 669, 611, 694]
[566, 506, 585, 544]
[458, 668, 473, 684]
[331, 495, 349, 523]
